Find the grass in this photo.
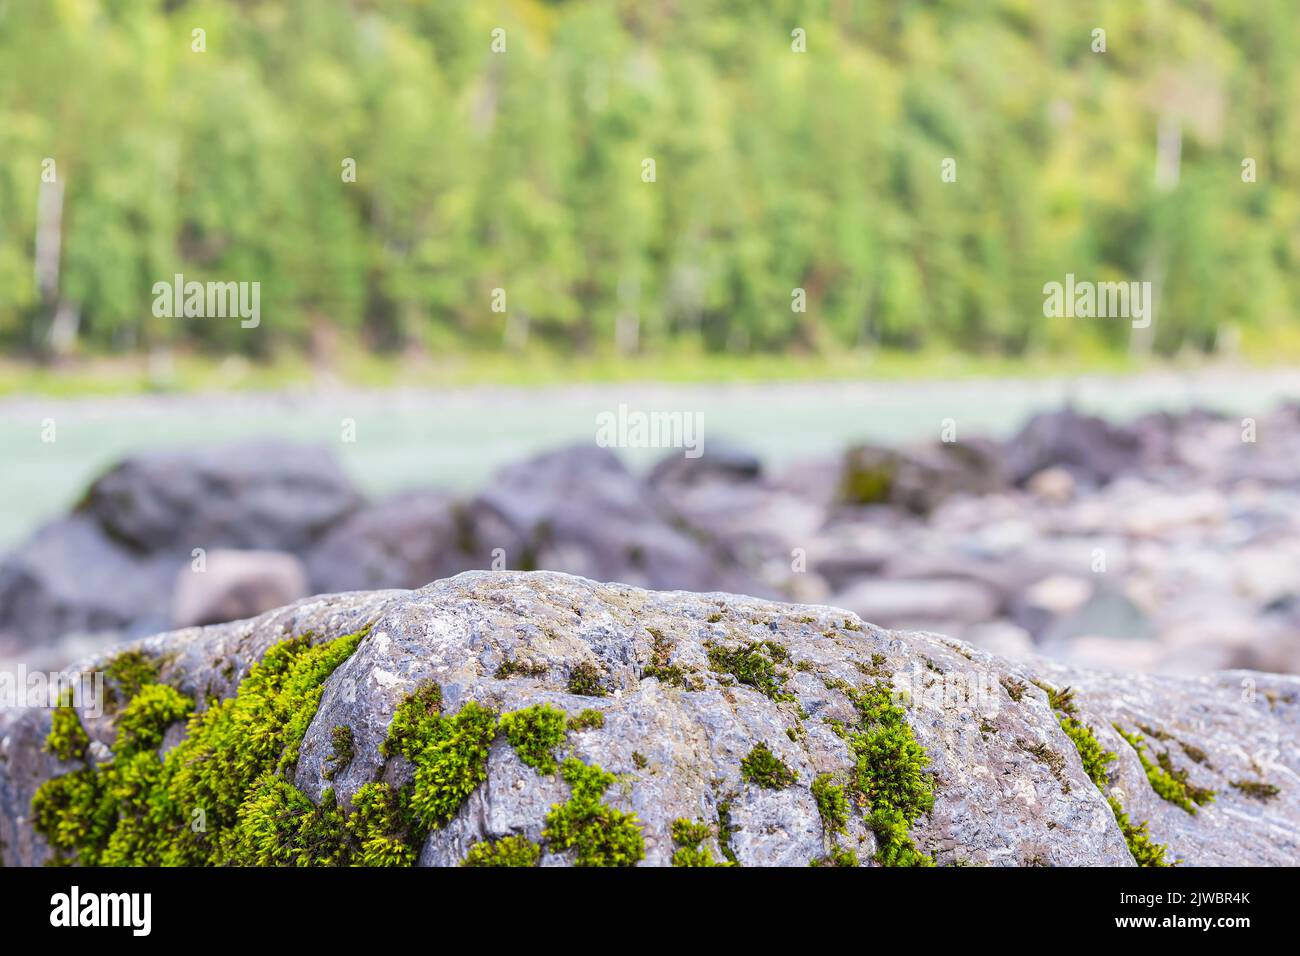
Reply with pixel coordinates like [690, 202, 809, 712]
[0, 342, 1169, 398]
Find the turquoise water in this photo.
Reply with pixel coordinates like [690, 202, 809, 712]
[2, 369, 1298, 550]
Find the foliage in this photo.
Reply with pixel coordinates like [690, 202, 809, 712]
[1114, 726, 1215, 814]
[811, 773, 848, 834]
[102, 651, 160, 712]
[567, 708, 606, 732]
[31, 629, 367, 866]
[114, 684, 194, 756]
[707, 640, 793, 701]
[7, 1, 1283, 362]
[1035, 680, 1170, 867]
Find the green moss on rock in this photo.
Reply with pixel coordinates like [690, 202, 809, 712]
[1114, 725, 1215, 814]
[740, 743, 796, 789]
[499, 703, 568, 775]
[324, 725, 354, 781]
[843, 681, 935, 867]
[567, 708, 605, 732]
[707, 640, 793, 701]
[44, 689, 90, 762]
[115, 684, 193, 757]
[812, 773, 848, 834]
[543, 758, 645, 867]
[32, 628, 366, 866]
[462, 834, 542, 867]
[1034, 681, 1170, 867]
[103, 650, 161, 712]
[670, 817, 727, 866]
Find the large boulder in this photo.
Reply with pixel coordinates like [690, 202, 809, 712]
[0, 442, 362, 655]
[1004, 407, 1142, 487]
[304, 491, 513, 594]
[2, 571, 1295, 867]
[0, 515, 178, 647]
[470, 445, 762, 595]
[838, 439, 1006, 514]
[77, 441, 362, 554]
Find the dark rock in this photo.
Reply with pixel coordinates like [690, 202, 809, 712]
[306, 491, 523, 593]
[472, 445, 762, 594]
[1004, 407, 1142, 486]
[0, 515, 177, 646]
[78, 441, 362, 554]
[838, 439, 1006, 514]
[647, 439, 762, 486]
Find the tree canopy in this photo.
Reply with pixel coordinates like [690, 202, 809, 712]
[1, 0, 1295, 361]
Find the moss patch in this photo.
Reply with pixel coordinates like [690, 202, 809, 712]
[103, 650, 161, 712]
[643, 630, 691, 688]
[324, 725, 354, 781]
[462, 834, 541, 867]
[566, 661, 609, 697]
[707, 640, 794, 701]
[811, 846, 858, 867]
[670, 817, 727, 866]
[1034, 681, 1170, 867]
[499, 703, 567, 775]
[842, 681, 935, 867]
[543, 758, 645, 867]
[32, 628, 367, 866]
[45, 688, 90, 762]
[567, 708, 605, 732]
[740, 743, 797, 789]
[1230, 779, 1280, 801]
[1114, 725, 1214, 814]
[812, 773, 848, 834]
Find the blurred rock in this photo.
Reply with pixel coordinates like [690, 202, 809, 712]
[1026, 466, 1076, 503]
[0, 515, 176, 646]
[831, 577, 1001, 628]
[647, 438, 762, 486]
[1004, 407, 1141, 486]
[962, 621, 1036, 658]
[838, 439, 1005, 515]
[473, 445, 763, 594]
[79, 441, 362, 554]
[305, 490, 519, 593]
[1041, 586, 1156, 646]
[172, 549, 309, 628]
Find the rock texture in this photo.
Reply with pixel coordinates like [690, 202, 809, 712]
[2, 571, 1296, 867]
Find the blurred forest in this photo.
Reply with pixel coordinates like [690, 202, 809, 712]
[2, 0, 1298, 365]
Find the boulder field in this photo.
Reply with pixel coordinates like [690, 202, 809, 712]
[1, 571, 1295, 867]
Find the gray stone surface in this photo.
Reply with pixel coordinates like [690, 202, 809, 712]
[2, 571, 1297, 866]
